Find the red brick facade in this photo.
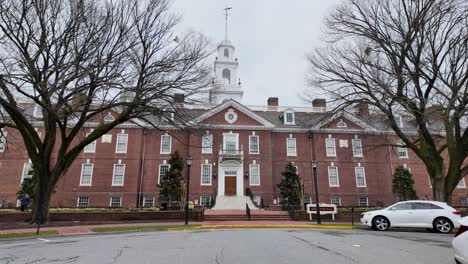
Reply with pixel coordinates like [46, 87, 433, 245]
[0, 100, 467, 208]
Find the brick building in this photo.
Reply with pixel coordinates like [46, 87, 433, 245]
[0, 36, 467, 209]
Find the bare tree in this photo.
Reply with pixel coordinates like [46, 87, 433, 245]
[307, 0, 468, 202]
[0, 0, 211, 223]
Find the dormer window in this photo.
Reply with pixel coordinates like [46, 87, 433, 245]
[337, 119, 347, 128]
[284, 111, 295, 125]
[104, 113, 115, 122]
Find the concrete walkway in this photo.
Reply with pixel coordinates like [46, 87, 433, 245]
[0, 220, 352, 236]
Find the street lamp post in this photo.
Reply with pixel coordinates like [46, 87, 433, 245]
[312, 160, 321, 224]
[184, 156, 192, 225]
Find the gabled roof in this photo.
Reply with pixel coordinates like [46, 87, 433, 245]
[192, 99, 275, 128]
[312, 112, 379, 132]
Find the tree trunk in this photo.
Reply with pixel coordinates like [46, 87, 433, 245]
[31, 189, 51, 224]
[431, 171, 446, 202]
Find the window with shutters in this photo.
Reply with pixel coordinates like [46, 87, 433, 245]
[325, 138, 336, 157]
[355, 167, 367, 187]
[158, 164, 170, 184]
[201, 164, 212, 186]
[328, 166, 339, 187]
[249, 135, 259, 154]
[352, 139, 363, 157]
[115, 133, 128, 153]
[80, 163, 94, 186]
[202, 134, 213, 154]
[84, 133, 97, 153]
[160, 134, 172, 154]
[112, 164, 125, 186]
[286, 138, 297, 156]
[249, 164, 260, 186]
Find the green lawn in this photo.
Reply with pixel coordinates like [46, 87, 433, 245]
[93, 224, 201, 233]
[0, 231, 59, 239]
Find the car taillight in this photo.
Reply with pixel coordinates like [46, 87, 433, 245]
[452, 211, 461, 215]
[455, 225, 468, 238]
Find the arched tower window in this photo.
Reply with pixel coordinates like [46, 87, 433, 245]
[224, 48, 229, 58]
[222, 69, 231, 84]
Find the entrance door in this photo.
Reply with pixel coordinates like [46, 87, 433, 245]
[224, 170, 237, 196]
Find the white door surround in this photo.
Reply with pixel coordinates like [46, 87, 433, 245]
[217, 160, 243, 196]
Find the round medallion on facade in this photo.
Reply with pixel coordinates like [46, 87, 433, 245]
[224, 109, 238, 124]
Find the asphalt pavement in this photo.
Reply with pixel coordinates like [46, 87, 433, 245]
[0, 228, 456, 264]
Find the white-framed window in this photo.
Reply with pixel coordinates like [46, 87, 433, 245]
[84, 132, 97, 153]
[337, 119, 347, 128]
[0, 129, 7, 152]
[325, 138, 336, 157]
[328, 166, 339, 187]
[33, 104, 43, 118]
[359, 197, 369, 207]
[158, 164, 171, 184]
[112, 164, 125, 186]
[331, 196, 341, 206]
[397, 140, 408, 158]
[223, 133, 239, 154]
[249, 135, 259, 154]
[200, 196, 212, 207]
[457, 178, 466, 188]
[104, 113, 115, 122]
[201, 164, 212, 186]
[115, 133, 128, 153]
[249, 164, 260, 186]
[352, 138, 363, 157]
[77, 197, 89, 208]
[80, 163, 94, 186]
[202, 134, 213, 154]
[355, 166, 367, 187]
[286, 137, 297, 156]
[20, 162, 33, 183]
[110, 197, 122, 207]
[143, 197, 155, 207]
[461, 197, 468, 207]
[160, 134, 172, 154]
[284, 111, 295, 125]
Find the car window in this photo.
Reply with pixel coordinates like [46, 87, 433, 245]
[390, 203, 411, 210]
[411, 203, 431, 209]
[427, 203, 443, 209]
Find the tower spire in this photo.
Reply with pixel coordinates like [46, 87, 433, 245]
[224, 6, 232, 41]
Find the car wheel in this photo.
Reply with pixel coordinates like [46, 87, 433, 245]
[433, 217, 453, 234]
[372, 216, 390, 231]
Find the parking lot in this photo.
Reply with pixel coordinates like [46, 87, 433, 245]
[0, 228, 456, 264]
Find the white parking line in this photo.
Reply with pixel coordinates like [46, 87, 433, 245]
[37, 238, 51, 242]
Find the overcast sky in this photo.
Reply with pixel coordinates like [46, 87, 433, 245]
[171, 0, 342, 107]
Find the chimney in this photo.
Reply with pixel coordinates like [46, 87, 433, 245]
[267, 97, 279, 111]
[354, 102, 369, 116]
[312, 99, 326, 112]
[174, 93, 185, 103]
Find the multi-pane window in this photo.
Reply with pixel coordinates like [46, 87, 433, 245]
[201, 164, 212, 186]
[200, 196, 212, 207]
[284, 111, 295, 125]
[84, 133, 97, 153]
[112, 164, 125, 186]
[457, 178, 466, 188]
[331, 196, 341, 206]
[115, 133, 128, 153]
[202, 134, 213, 154]
[143, 197, 154, 207]
[160, 134, 172, 154]
[328, 166, 339, 187]
[224, 134, 238, 154]
[461, 197, 468, 207]
[110, 197, 122, 207]
[352, 139, 363, 157]
[249, 164, 260, 186]
[21, 162, 33, 183]
[355, 167, 367, 187]
[286, 138, 297, 156]
[80, 163, 94, 186]
[158, 164, 171, 184]
[249, 135, 259, 154]
[397, 140, 408, 158]
[359, 197, 369, 207]
[0, 129, 6, 152]
[325, 138, 336, 157]
[77, 197, 89, 208]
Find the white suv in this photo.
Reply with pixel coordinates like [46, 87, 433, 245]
[360, 200, 461, 234]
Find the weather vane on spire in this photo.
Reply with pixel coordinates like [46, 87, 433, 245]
[224, 6, 232, 41]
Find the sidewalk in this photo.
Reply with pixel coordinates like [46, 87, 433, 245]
[0, 220, 354, 237]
